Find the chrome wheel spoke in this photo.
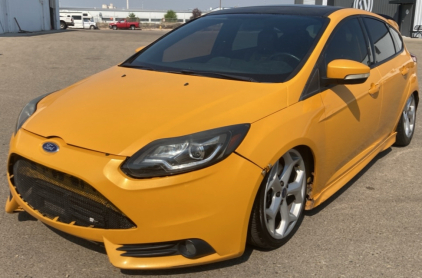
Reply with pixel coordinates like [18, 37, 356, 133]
[267, 175, 282, 194]
[266, 196, 282, 220]
[278, 200, 290, 237]
[408, 106, 415, 118]
[280, 152, 300, 185]
[287, 170, 305, 198]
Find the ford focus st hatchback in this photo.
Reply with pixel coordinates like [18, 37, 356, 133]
[5, 6, 419, 269]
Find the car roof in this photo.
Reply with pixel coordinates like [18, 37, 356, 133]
[208, 5, 344, 17]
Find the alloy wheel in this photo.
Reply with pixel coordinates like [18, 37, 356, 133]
[403, 94, 416, 138]
[263, 149, 306, 239]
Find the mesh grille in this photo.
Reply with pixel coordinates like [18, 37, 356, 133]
[11, 156, 136, 229]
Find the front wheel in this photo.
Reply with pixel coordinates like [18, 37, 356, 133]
[394, 94, 417, 146]
[113, 25, 117, 30]
[60, 22, 67, 30]
[130, 25, 135, 30]
[90, 25, 95, 30]
[248, 148, 309, 249]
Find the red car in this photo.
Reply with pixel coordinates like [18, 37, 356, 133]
[109, 19, 140, 30]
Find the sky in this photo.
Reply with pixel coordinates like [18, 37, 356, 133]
[59, 0, 294, 12]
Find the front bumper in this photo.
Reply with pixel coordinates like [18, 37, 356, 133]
[6, 129, 262, 269]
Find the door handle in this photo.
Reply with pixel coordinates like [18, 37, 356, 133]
[368, 83, 380, 95]
[401, 66, 409, 75]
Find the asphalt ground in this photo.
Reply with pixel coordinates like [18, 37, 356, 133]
[1, 29, 422, 278]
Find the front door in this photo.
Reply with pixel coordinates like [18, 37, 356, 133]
[318, 17, 383, 185]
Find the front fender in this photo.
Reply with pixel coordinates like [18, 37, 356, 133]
[236, 94, 327, 202]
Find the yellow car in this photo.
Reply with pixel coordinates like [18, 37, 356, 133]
[5, 6, 419, 269]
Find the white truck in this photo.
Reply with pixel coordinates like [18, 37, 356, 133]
[59, 12, 98, 30]
[60, 15, 74, 29]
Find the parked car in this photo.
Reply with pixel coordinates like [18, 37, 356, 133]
[59, 15, 74, 29]
[6, 5, 419, 270]
[109, 19, 140, 30]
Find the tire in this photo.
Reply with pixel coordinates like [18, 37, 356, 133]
[113, 25, 117, 30]
[248, 148, 310, 249]
[60, 21, 67, 30]
[394, 93, 417, 146]
[90, 25, 95, 30]
[130, 25, 135, 30]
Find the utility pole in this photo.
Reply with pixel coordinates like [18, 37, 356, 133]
[220, 0, 221, 9]
[127, 0, 129, 9]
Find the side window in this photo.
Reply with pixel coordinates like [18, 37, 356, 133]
[301, 18, 369, 100]
[324, 18, 370, 68]
[363, 18, 396, 64]
[72, 16, 82, 20]
[389, 27, 403, 53]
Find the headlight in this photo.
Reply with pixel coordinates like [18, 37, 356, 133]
[121, 124, 250, 178]
[15, 92, 54, 134]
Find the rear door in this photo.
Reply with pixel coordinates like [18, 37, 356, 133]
[318, 17, 383, 184]
[362, 17, 412, 139]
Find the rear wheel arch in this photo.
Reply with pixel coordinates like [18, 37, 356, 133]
[413, 90, 419, 108]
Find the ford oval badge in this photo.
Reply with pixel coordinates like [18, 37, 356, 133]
[42, 142, 59, 153]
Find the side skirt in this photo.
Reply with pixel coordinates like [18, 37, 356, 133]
[306, 132, 396, 210]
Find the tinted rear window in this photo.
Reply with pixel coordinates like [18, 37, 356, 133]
[389, 27, 403, 53]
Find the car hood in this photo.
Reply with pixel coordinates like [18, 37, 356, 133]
[24, 66, 288, 156]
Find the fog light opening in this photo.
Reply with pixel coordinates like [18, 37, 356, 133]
[178, 239, 215, 259]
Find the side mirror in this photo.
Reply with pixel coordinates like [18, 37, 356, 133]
[325, 59, 370, 85]
[135, 46, 145, 53]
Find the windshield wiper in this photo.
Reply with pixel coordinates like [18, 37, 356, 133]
[120, 64, 155, 71]
[176, 70, 257, 82]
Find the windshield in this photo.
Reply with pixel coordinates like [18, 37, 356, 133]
[123, 14, 327, 83]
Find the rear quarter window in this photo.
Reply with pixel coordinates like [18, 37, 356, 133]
[389, 27, 403, 53]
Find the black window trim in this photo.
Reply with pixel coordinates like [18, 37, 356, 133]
[361, 16, 403, 68]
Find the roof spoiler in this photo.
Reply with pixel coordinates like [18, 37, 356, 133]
[377, 13, 395, 21]
[377, 13, 400, 30]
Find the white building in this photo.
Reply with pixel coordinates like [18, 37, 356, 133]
[0, 0, 60, 34]
[60, 7, 194, 24]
